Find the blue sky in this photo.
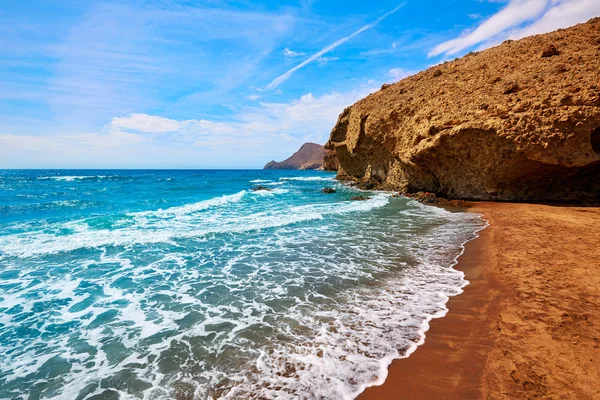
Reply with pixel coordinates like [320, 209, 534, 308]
[1, 0, 599, 168]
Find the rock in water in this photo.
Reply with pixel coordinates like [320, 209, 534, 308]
[325, 19, 600, 202]
[252, 186, 272, 192]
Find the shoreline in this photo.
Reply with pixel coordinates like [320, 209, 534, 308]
[359, 202, 600, 399]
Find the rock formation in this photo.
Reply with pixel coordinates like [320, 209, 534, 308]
[325, 18, 600, 202]
[264, 143, 326, 170]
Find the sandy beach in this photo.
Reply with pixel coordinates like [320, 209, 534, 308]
[360, 202, 600, 400]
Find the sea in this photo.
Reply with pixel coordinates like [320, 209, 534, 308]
[0, 170, 485, 400]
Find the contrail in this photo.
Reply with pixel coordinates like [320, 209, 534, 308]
[266, 4, 406, 90]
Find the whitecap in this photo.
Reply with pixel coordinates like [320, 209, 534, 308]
[131, 190, 247, 218]
[0, 194, 389, 258]
[37, 175, 108, 181]
[279, 176, 335, 181]
[0, 175, 487, 400]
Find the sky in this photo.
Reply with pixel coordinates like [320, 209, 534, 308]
[1, 0, 599, 169]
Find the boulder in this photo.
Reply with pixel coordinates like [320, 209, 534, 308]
[325, 19, 600, 202]
[350, 196, 371, 201]
[541, 44, 560, 58]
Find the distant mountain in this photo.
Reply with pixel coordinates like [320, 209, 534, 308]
[264, 143, 326, 170]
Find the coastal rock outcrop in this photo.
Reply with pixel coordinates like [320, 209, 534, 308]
[325, 19, 600, 202]
[264, 143, 327, 170]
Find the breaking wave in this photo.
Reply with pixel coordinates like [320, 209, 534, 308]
[0, 170, 485, 400]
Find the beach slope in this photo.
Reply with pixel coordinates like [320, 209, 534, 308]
[360, 202, 600, 399]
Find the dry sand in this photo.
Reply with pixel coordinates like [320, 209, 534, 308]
[359, 202, 600, 400]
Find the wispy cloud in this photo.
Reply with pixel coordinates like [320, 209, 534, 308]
[110, 113, 181, 133]
[387, 68, 413, 81]
[283, 48, 306, 58]
[430, 0, 600, 58]
[429, 0, 549, 57]
[0, 2, 295, 132]
[316, 56, 339, 66]
[266, 4, 406, 90]
[505, 0, 600, 40]
[247, 94, 262, 101]
[0, 83, 381, 168]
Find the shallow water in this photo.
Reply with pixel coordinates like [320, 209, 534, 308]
[0, 170, 485, 400]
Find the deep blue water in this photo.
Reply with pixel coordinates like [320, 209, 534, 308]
[0, 170, 484, 400]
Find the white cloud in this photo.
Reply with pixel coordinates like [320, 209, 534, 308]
[316, 56, 339, 66]
[237, 88, 376, 135]
[195, 84, 379, 139]
[110, 113, 181, 133]
[266, 4, 406, 90]
[0, 84, 381, 168]
[0, 130, 147, 152]
[429, 0, 549, 57]
[0, 130, 151, 168]
[507, 0, 600, 40]
[2, 2, 296, 130]
[430, 0, 600, 58]
[387, 68, 412, 81]
[283, 48, 306, 58]
[247, 94, 262, 100]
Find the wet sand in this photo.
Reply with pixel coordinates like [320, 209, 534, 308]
[359, 202, 600, 400]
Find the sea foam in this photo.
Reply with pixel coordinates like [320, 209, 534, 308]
[0, 170, 485, 400]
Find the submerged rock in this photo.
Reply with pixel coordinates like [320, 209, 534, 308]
[401, 191, 469, 207]
[321, 187, 336, 194]
[350, 196, 371, 201]
[252, 186, 272, 192]
[325, 18, 600, 202]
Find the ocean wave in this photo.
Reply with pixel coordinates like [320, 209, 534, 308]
[0, 194, 389, 258]
[0, 202, 482, 400]
[251, 180, 286, 186]
[0, 172, 486, 400]
[279, 176, 334, 181]
[131, 190, 248, 218]
[250, 188, 290, 196]
[37, 175, 109, 181]
[219, 210, 485, 400]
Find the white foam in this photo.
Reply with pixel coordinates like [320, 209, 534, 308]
[0, 179, 486, 400]
[262, 181, 286, 186]
[37, 175, 108, 181]
[131, 190, 247, 218]
[279, 176, 335, 181]
[250, 188, 290, 196]
[0, 193, 388, 258]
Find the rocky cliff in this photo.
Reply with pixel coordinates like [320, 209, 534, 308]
[264, 142, 326, 170]
[325, 18, 600, 202]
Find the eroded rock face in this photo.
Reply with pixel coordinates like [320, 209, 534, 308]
[325, 19, 600, 202]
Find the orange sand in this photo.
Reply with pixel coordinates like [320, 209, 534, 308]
[359, 202, 600, 399]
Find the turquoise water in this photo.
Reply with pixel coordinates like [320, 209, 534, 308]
[0, 170, 484, 400]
